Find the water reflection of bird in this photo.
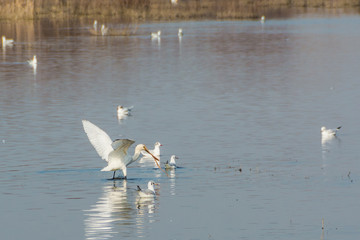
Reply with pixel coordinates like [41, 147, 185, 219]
[151, 30, 161, 40]
[2, 36, 14, 47]
[137, 181, 158, 198]
[165, 155, 179, 169]
[321, 126, 341, 139]
[84, 181, 132, 240]
[82, 120, 161, 179]
[141, 142, 162, 158]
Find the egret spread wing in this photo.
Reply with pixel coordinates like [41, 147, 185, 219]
[111, 139, 135, 151]
[110, 139, 135, 158]
[82, 120, 113, 162]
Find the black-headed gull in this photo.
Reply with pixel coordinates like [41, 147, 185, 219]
[151, 30, 161, 40]
[137, 180, 158, 198]
[321, 126, 341, 138]
[165, 155, 179, 169]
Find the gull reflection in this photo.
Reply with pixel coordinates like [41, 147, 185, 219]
[84, 181, 134, 240]
[168, 168, 176, 196]
[321, 135, 341, 170]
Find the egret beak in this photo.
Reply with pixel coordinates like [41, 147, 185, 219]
[143, 146, 169, 177]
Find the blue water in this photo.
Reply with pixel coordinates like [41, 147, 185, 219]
[1, 14, 360, 239]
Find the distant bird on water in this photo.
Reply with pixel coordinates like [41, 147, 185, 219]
[117, 105, 133, 119]
[101, 24, 108, 36]
[27, 55, 37, 68]
[260, 15, 265, 23]
[321, 126, 341, 139]
[151, 30, 161, 40]
[82, 120, 162, 179]
[178, 28, 183, 38]
[2, 36, 14, 47]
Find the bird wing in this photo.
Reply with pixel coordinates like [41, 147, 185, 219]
[108, 139, 135, 163]
[82, 120, 113, 162]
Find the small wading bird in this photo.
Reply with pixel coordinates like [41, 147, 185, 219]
[93, 20, 98, 31]
[321, 126, 341, 139]
[137, 180, 158, 198]
[82, 120, 166, 179]
[141, 142, 162, 157]
[151, 30, 161, 40]
[2, 36, 14, 47]
[165, 155, 179, 169]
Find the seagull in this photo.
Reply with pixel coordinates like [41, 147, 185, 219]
[260, 15, 265, 23]
[178, 28, 183, 38]
[27, 55, 37, 68]
[141, 142, 162, 158]
[2, 36, 14, 47]
[137, 181, 158, 198]
[321, 126, 341, 139]
[82, 120, 163, 179]
[151, 30, 161, 40]
[117, 105, 133, 119]
[93, 20, 98, 31]
[165, 155, 179, 169]
[101, 24, 108, 36]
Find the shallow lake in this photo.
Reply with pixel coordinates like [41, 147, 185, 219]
[1, 13, 360, 239]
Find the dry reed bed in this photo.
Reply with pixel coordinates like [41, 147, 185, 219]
[0, 0, 359, 20]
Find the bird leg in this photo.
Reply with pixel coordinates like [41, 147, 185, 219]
[112, 171, 116, 179]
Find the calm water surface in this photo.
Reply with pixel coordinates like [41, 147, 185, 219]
[1, 14, 360, 239]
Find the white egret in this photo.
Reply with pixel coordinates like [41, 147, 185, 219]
[2, 36, 14, 47]
[141, 142, 162, 157]
[151, 30, 161, 40]
[321, 126, 341, 139]
[165, 155, 179, 169]
[82, 120, 165, 179]
[137, 181, 158, 197]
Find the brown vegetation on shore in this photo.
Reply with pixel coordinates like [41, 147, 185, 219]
[0, 0, 359, 21]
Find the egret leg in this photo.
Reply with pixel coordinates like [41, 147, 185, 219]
[112, 171, 116, 179]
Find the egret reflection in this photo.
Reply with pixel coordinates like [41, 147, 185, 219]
[84, 181, 134, 240]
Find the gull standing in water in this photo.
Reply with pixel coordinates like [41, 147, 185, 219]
[2, 36, 14, 47]
[137, 181, 158, 198]
[321, 126, 341, 139]
[141, 142, 162, 158]
[82, 120, 164, 179]
[165, 155, 179, 169]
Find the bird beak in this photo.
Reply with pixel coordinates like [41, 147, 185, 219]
[143, 146, 160, 162]
[144, 146, 169, 178]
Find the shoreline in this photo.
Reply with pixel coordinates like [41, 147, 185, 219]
[0, 0, 359, 21]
